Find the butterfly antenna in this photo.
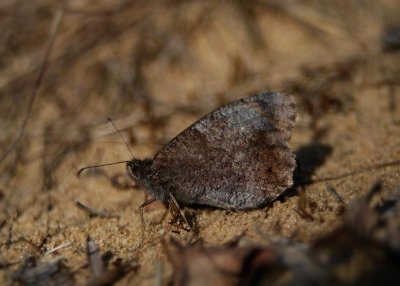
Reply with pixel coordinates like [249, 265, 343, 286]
[77, 160, 131, 177]
[107, 117, 136, 160]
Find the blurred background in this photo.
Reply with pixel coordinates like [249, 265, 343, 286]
[0, 0, 400, 285]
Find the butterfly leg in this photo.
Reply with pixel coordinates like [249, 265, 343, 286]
[133, 197, 156, 251]
[167, 193, 191, 233]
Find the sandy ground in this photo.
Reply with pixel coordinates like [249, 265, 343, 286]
[0, 1, 400, 285]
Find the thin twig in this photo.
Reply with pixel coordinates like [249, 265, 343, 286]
[326, 183, 345, 204]
[76, 201, 120, 218]
[6, 213, 15, 248]
[0, 8, 64, 164]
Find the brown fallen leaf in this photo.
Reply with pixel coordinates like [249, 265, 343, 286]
[165, 239, 278, 286]
[87, 236, 104, 278]
[85, 236, 138, 286]
[86, 260, 138, 286]
[12, 256, 74, 286]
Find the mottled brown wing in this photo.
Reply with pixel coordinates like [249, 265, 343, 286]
[149, 92, 296, 210]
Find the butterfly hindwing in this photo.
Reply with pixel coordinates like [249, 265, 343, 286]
[148, 92, 296, 210]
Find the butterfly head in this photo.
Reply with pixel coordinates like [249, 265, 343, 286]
[127, 159, 152, 184]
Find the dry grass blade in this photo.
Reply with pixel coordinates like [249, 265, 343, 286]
[309, 159, 400, 184]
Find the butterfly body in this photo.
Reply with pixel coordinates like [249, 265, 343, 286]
[127, 92, 296, 210]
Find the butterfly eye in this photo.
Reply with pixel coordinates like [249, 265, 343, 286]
[127, 160, 141, 178]
[127, 163, 135, 176]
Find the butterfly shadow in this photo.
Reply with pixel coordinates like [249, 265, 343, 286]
[282, 143, 333, 200]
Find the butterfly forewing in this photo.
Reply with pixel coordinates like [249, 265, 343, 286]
[149, 92, 296, 210]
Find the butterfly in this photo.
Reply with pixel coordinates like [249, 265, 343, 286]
[78, 92, 296, 248]
[127, 92, 296, 211]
